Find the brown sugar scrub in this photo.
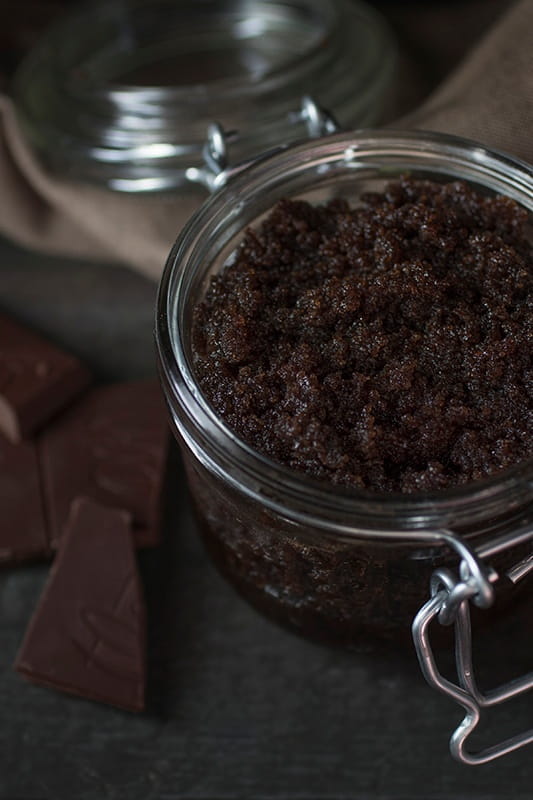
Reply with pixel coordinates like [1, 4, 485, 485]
[192, 177, 532, 494]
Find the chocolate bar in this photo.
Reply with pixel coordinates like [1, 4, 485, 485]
[0, 313, 91, 442]
[39, 379, 168, 549]
[15, 497, 146, 712]
[0, 437, 49, 563]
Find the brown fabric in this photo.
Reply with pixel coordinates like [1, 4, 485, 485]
[402, 0, 533, 163]
[0, 0, 530, 281]
[0, 96, 204, 279]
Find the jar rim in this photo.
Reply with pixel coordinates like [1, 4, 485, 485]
[156, 129, 533, 535]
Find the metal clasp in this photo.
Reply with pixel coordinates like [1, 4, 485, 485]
[298, 95, 340, 137]
[190, 96, 340, 191]
[413, 528, 533, 765]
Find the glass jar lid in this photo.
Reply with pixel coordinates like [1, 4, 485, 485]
[12, 0, 396, 192]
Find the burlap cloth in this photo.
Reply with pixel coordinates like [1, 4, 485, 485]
[0, 0, 531, 281]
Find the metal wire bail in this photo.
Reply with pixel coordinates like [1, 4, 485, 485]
[197, 96, 340, 190]
[299, 95, 340, 137]
[412, 529, 533, 765]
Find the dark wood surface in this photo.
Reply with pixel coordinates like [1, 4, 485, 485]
[0, 237, 531, 799]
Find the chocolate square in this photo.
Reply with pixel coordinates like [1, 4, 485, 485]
[0, 436, 49, 563]
[39, 379, 169, 548]
[0, 313, 91, 442]
[15, 497, 146, 712]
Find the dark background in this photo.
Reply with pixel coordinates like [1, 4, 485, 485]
[0, 1, 531, 799]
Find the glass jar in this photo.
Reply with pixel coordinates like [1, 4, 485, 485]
[156, 129, 533, 651]
[12, 0, 395, 192]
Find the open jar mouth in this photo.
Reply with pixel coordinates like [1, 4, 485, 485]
[156, 129, 533, 537]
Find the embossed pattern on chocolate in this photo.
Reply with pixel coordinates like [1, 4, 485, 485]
[0, 313, 91, 442]
[39, 380, 169, 548]
[193, 178, 533, 492]
[15, 498, 146, 712]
